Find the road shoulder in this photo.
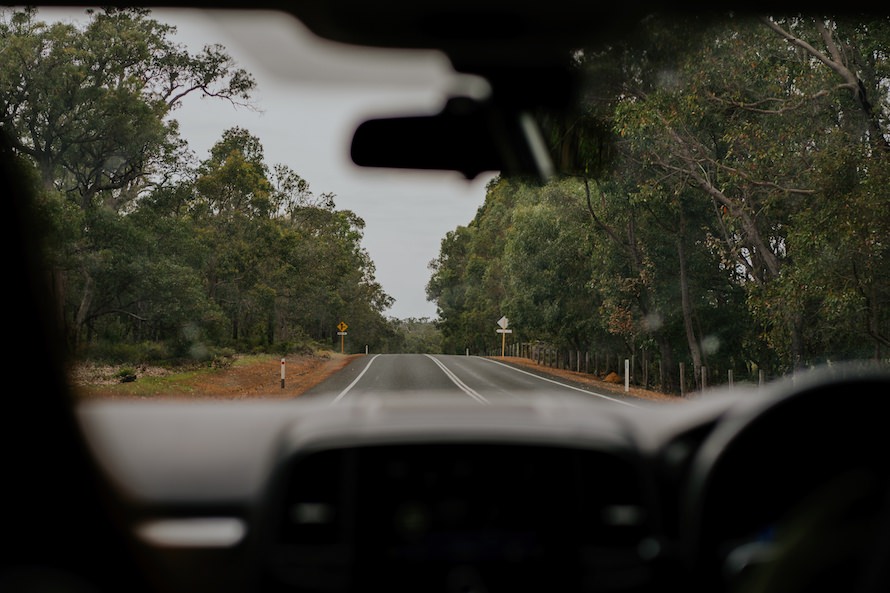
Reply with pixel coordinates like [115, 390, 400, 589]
[486, 356, 681, 403]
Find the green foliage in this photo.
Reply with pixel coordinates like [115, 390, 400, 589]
[2, 7, 395, 364]
[78, 340, 172, 364]
[113, 366, 135, 378]
[0, 7, 255, 206]
[428, 13, 890, 388]
[429, 176, 612, 354]
[503, 178, 599, 348]
[389, 317, 443, 354]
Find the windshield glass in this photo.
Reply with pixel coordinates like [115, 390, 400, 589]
[3, 6, 888, 403]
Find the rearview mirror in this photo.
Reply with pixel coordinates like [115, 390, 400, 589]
[350, 99, 553, 181]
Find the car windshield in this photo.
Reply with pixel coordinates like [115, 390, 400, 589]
[3, 5, 888, 404]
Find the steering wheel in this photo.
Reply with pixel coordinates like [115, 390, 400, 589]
[680, 365, 890, 593]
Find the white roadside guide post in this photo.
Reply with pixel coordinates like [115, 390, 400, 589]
[625, 359, 629, 393]
[496, 316, 512, 358]
[281, 358, 285, 389]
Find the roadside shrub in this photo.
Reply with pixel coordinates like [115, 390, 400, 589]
[78, 340, 173, 364]
[208, 348, 236, 368]
[292, 338, 325, 356]
[114, 367, 138, 382]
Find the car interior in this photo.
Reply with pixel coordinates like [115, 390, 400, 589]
[2, 2, 889, 593]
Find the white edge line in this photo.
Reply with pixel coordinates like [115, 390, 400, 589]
[424, 354, 489, 404]
[330, 354, 381, 405]
[479, 357, 641, 408]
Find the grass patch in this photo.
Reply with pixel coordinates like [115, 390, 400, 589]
[72, 353, 275, 399]
[74, 367, 205, 398]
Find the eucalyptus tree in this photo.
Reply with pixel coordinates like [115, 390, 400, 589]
[190, 127, 275, 344]
[761, 16, 890, 360]
[0, 7, 254, 206]
[427, 225, 477, 353]
[0, 7, 256, 351]
[606, 13, 890, 372]
[427, 176, 518, 355]
[502, 177, 602, 352]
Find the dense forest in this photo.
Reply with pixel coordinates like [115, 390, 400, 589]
[428, 14, 890, 390]
[4, 8, 889, 388]
[1, 7, 401, 360]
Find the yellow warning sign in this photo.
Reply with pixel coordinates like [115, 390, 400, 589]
[337, 321, 348, 332]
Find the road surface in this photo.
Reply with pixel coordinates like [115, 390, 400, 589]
[301, 354, 644, 407]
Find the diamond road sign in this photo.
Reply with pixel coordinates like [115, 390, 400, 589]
[337, 321, 348, 332]
[497, 316, 509, 329]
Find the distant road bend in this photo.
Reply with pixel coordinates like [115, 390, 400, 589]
[302, 354, 642, 407]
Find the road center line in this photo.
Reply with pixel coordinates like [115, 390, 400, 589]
[424, 354, 489, 404]
[479, 357, 641, 408]
[329, 354, 381, 405]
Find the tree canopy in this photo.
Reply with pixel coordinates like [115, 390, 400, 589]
[1, 7, 399, 361]
[428, 13, 890, 388]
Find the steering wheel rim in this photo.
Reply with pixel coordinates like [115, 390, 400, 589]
[680, 364, 890, 593]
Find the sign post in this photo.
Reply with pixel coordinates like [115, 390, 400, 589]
[337, 321, 348, 354]
[496, 316, 512, 358]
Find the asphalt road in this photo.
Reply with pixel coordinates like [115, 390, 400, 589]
[301, 354, 644, 407]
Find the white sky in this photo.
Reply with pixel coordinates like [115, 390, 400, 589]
[38, 7, 496, 320]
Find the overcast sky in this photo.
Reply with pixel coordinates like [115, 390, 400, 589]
[40, 7, 496, 320]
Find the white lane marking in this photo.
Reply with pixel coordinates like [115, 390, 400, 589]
[424, 354, 489, 404]
[330, 354, 381, 405]
[479, 357, 641, 408]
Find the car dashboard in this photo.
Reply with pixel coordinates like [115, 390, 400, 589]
[73, 365, 890, 593]
[78, 396, 658, 593]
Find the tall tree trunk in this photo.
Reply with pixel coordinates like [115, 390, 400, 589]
[790, 313, 804, 371]
[48, 267, 69, 350]
[659, 334, 677, 393]
[677, 228, 703, 389]
[73, 272, 94, 348]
